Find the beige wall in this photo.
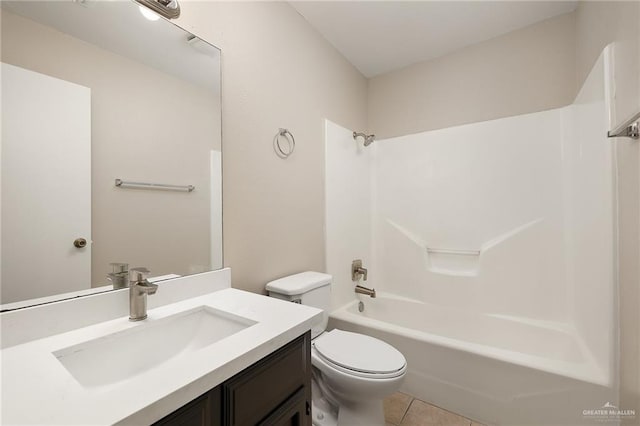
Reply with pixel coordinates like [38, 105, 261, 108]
[1, 10, 220, 286]
[176, 2, 368, 293]
[367, 12, 577, 139]
[575, 1, 640, 417]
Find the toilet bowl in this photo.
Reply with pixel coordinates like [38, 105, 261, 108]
[311, 329, 406, 426]
[266, 272, 407, 426]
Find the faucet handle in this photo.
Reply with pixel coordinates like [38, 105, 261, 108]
[107, 263, 129, 289]
[129, 267, 150, 284]
[351, 259, 368, 281]
[109, 262, 129, 274]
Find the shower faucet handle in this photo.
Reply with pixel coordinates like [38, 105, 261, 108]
[352, 259, 368, 281]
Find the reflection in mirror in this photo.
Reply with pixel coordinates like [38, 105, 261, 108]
[0, 1, 222, 309]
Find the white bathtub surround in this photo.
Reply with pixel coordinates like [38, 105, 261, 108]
[336, 295, 601, 384]
[331, 295, 615, 425]
[374, 107, 572, 321]
[324, 120, 375, 310]
[324, 47, 618, 425]
[1, 272, 322, 425]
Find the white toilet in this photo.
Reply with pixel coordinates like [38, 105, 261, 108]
[266, 271, 407, 426]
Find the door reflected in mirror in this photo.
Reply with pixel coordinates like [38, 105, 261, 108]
[0, 0, 222, 308]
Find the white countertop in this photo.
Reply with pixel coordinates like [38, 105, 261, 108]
[1, 288, 322, 425]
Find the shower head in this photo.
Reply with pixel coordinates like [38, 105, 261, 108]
[353, 131, 375, 147]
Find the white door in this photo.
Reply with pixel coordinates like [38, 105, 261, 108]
[1, 62, 91, 304]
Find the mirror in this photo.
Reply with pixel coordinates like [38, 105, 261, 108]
[0, 0, 222, 309]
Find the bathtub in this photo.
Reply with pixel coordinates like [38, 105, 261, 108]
[329, 294, 616, 426]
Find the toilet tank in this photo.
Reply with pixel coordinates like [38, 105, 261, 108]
[265, 271, 331, 338]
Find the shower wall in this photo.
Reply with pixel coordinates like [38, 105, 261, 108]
[374, 109, 568, 321]
[562, 48, 616, 383]
[372, 48, 615, 384]
[325, 48, 616, 391]
[324, 120, 374, 310]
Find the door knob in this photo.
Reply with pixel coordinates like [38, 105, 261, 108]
[73, 238, 87, 248]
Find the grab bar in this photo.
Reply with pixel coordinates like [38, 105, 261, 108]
[115, 179, 195, 192]
[608, 111, 639, 140]
[426, 248, 480, 256]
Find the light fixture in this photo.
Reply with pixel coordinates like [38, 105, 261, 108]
[135, 0, 180, 20]
[139, 5, 160, 21]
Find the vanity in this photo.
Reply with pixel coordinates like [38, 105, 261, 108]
[0, 270, 322, 425]
[156, 332, 311, 426]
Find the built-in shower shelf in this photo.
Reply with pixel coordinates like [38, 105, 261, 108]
[426, 247, 481, 276]
[387, 217, 544, 277]
[426, 248, 481, 256]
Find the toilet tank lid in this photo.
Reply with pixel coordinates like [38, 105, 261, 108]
[266, 271, 332, 295]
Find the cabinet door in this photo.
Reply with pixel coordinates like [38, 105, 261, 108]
[154, 387, 221, 426]
[154, 332, 311, 426]
[223, 332, 311, 425]
[258, 388, 308, 426]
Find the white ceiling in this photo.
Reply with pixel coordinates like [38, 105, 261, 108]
[290, 1, 578, 77]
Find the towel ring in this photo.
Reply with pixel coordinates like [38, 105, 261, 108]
[274, 128, 295, 159]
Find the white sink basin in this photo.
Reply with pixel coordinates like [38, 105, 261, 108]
[53, 306, 256, 387]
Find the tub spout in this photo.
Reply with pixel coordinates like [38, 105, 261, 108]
[355, 285, 376, 298]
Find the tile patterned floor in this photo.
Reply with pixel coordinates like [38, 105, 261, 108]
[384, 392, 486, 426]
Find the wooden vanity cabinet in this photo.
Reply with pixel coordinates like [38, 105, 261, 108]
[154, 332, 312, 426]
[154, 387, 222, 426]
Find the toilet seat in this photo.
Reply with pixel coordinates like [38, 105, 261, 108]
[313, 329, 406, 379]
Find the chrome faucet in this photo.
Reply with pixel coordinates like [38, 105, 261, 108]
[106, 262, 129, 289]
[355, 285, 376, 298]
[129, 267, 158, 321]
[351, 259, 368, 281]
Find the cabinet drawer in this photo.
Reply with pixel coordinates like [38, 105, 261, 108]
[223, 333, 311, 425]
